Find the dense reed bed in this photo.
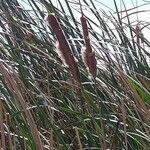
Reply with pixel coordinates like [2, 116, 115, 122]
[0, 0, 150, 149]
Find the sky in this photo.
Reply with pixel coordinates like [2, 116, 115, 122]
[3, 0, 150, 41]
[18, 0, 150, 23]
[19, 0, 147, 11]
[3, 0, 150, 47]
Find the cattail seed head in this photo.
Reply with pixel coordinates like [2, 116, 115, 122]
[82, 47, 97, 79]
[46, 14, 81, 84]
[80, 16, 92, 53]
[80, 16, 97, 79]
[88, 51, 97, 79]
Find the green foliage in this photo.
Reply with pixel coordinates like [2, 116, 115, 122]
[0, 0, 150, 149]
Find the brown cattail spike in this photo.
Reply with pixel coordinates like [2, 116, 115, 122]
[82, 48, 97, 79]
[80, 16, 97, 79]
[80, 16, 92, 53]
[46, 14, 81, 84]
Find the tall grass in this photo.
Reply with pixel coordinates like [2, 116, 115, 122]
[0, 0, 150, 149]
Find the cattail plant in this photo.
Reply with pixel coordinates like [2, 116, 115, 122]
[46, 14, 81, 85]
[80, 15, 97, 79]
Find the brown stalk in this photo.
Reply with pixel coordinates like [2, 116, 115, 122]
[116, 67, 150, 121]
[75, 127, 83, 150]
[0, 101, 6, 150]
[80, 16, 97, 79]
[13, 135, 16, 149]
[121, 99, 128, 150]
[0, 62, 44, 150]
[46, 14, 81, 85]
